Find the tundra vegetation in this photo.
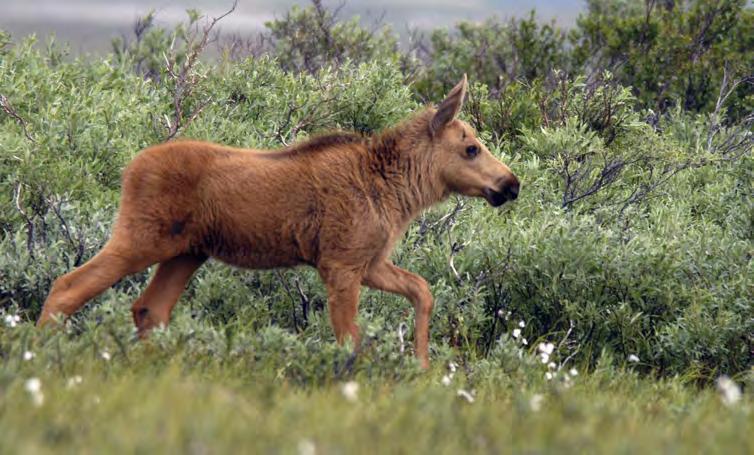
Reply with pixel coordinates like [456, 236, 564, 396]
[0, 0, 752, 452]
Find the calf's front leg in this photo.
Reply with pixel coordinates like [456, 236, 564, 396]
[319, 265, 363, 348]
[363, 261, 434, 369]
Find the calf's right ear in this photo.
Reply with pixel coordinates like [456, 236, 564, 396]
[430, 74, 468, 136]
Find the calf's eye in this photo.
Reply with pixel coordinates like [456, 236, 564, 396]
[466, 145, 479, 158]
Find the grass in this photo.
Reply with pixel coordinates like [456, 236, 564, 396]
[1, 319, 751, 454]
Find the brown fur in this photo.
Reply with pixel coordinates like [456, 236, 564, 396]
[37, 76, 519, 368]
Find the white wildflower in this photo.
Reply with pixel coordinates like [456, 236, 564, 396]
[441, 375, 452, 386]
[538, 342, 555, 355]
[448, 362, 458, 373]
[628, 354, 640, 363]
[529, 393, 544, 412]
[298, 438, 317, 455]
[23, 351, 35, 361]
[100, 351, 111, 361]
[547, 362, 557, 370]
[66, 375, 83, 389]
[716, 376, 742, 407]
[512, 328, 521, 339]
[456, 389, 475, 403]
[569, 368, 578, 377]
[540, 353, 550, 364]
[24, 378, 44, 407]
[518, 320, 526, 328]
[24, 378, 41, 394]
[4, 314, 21, 328]
[340, 381, 359, 402]
[545, 372, 554, 381]
[521, 338, 528, 346]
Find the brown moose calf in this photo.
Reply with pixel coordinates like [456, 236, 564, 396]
[37, 75, 519, 368]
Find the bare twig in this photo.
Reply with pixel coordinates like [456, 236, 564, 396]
[163, 1, 238, 140]
[706, 65, 754, 157]
[397, 322, 408, 354]
[275, 271, 312, 331]
[219, 32, 270, 61]
[46, 194, 86, 266]
[0, 94, 35, 143]
[558, 320, 580, 368]
[293, 276, 311, 326]
[13, 183, 35, 256]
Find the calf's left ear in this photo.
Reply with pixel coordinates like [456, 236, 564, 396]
[430, 74, 468, 136]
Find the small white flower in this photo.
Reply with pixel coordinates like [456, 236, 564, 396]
[23, 351, 35, 361]
[496, 309, 504, 318]
[4, 314, 21, 328]
[101, 351, 111, 361]
[456, 389, 475, 403]
[545, 372, 554, 380]
[512, 328, 521, 339]
[441, 375, 452, 386]
[547, 362, 557, 370]
[448, 362, 458, 373]
[529, 393, 544, 412]
[628, 354, 640, 363]
[540, 353, 550, 364]
[66, 375, 83, 389]
[298, 438, 317, 455]
[716, 376, 741, 407]
[569, 368, 578, 377]
[340, 381, 359, 402]
[521, 338, 528, 346]
[518, 320, 526, 328]
[538, 342, 555, 355]
[25, 378, 41, 394]
[24, 378, 44, 407]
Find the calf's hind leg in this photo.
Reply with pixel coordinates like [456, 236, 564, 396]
[37, 241, 156, 326]
[131, 254, 206, 336]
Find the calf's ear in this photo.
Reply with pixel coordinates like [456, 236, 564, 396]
[430, 74, 468, 136]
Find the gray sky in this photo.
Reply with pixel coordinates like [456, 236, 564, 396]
[1, 0, 584, 53]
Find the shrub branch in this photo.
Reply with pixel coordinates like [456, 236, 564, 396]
[163, 1, 238, 140]
[0, 94, 35, 143]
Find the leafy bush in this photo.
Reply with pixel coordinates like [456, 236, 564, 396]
[571, 0, 754, 118]
[1, 1, 752, 385]
[262, 0, 403, 75]
[413, 13, 570, 102]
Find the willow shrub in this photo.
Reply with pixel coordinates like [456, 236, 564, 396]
[1, 36, 751, 383]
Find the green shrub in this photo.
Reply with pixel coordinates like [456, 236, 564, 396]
[0, 2, 752, 384]
[414, 13, 570, 102]
[571, 0, 754, 119]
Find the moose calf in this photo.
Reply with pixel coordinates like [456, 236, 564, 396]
[38, 75, 520, 368]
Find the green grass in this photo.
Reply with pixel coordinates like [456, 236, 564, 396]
[1, 321, 751, 454]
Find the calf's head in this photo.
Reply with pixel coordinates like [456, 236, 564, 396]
[428, 75, 520, 207]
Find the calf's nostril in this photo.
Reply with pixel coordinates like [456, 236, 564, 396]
[499, 176, 519, 201]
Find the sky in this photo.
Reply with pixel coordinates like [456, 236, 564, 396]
[1, 0, 585, 53]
